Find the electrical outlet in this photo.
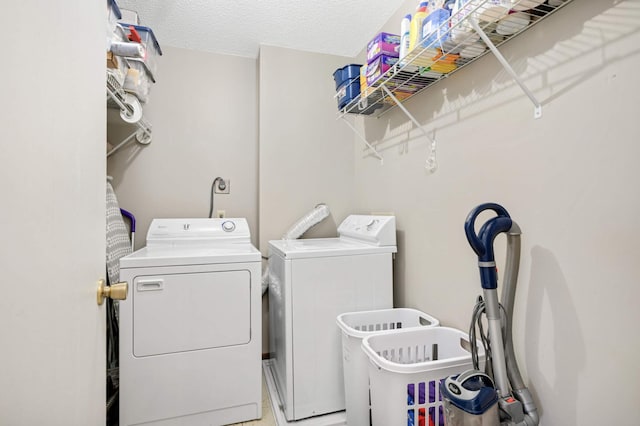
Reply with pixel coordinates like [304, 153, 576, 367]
[214, 178, 230, 194]
[216, 210, 226, 218]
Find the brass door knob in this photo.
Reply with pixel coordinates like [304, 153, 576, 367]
[96, 279, 128, 305]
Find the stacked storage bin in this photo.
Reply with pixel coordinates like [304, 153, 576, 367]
[106, 0, 122, 50]
[337, 309, 440, 426]
[106, 0, 163, 105]
[364, 32, 400, 90]
[363, 32, 423, 103]
[333, 64, 362, 111]
[106, 0, 129, 85]
[118, 24, 163, 104]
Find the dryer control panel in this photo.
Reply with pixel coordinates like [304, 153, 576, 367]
[146, 218, 251, 245]
[337, 215, 396, 246]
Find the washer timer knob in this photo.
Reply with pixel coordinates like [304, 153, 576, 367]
[222, 220, 236, 232]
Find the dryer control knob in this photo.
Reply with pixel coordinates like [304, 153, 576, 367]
[222, 220, 236, 232]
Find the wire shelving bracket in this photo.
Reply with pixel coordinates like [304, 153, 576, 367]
[381, 85, 438, 172]
[339, 115, 384, 164]
[468, 18, 542, 119]
[106, 72, 152, 158]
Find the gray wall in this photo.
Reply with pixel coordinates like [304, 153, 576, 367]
[351, 1, 640, 424]
[107, 46, 259, 249]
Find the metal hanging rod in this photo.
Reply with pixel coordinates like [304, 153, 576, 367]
[340, 116, 384, 164]
[106, 73, 153, 156]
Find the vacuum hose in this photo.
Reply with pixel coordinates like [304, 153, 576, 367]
[261, 204, 331, 294]
[465, 203, 539, 426]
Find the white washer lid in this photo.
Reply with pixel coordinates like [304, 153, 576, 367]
[120, 243, 261, 268]
[268, 214, 397, 259]
[268, 237, 396, 259]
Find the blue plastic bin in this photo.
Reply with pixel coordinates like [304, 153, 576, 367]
[333, 64, 362, 110]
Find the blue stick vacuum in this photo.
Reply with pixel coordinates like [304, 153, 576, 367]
[449, 203, 539, 425]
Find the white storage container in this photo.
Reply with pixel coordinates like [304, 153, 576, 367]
[106, 0, 122, 50]
[107, 26, 130, 86]
[336, 308, 440, 426]
[118, 23, 162, 80]
[123, 59, 152, 103]
[362, 327, 483, 426]
[118, 8, 140, 25]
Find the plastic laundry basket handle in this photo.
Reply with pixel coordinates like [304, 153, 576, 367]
[464, 203, 512, 289]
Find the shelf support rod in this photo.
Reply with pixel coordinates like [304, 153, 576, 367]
[106, 86, 133, 117]
[340, 116, 384, 164]
[381, 84, 438, 172]
[381, 84, 435, 144]
[107, 130, 138, 158]
[469, 19, 542, 119]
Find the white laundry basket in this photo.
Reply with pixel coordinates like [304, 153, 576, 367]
[362, 327, 484, 426]
[336, 308, 440, 426]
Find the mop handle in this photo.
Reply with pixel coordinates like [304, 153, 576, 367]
[120, 208, 136, 233]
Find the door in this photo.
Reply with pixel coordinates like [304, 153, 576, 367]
[0, 2, 107, 425]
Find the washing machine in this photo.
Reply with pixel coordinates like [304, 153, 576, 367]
[118, 218, 262, 426]
[268, 215, 396, 421]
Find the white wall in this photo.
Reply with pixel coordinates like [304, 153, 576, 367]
[352, 1, 640, 424]
[258, 45, 360, 355]
[102, 1, 640, 422]
[107, 46, 259, 249]
[258, 45, 357, 254]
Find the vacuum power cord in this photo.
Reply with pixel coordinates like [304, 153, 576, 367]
[469, 295, 507, 380]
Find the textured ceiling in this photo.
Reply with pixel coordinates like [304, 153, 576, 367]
[115, 0, 406, 58]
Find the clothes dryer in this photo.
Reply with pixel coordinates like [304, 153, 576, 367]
[119, 218, 261, 426]
[268, 215, 396, 421]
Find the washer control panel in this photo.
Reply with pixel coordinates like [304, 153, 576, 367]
[147, 218, 250, 244]
[337, 215, 396, 246]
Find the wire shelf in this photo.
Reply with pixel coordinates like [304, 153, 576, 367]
[106, 70, 152, 157]
[338, 0, 573, 118]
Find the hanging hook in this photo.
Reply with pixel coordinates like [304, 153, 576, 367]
[426, 138, 437, 174]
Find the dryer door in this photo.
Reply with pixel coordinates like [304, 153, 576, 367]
[132, 269, 251, 357]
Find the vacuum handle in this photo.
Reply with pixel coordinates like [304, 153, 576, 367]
[465, 203, 512, 289]
[456, 369, 495, 388]
[464, 203, 510, 257]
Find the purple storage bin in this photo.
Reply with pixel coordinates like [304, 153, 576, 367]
[367, 32, 400, 62]
[366, 55, 398, 86]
